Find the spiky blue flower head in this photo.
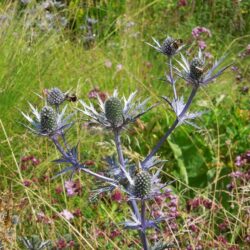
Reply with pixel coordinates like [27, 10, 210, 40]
[175, 49, 231, 87]
[21, 102, 74, 137]
[47, 87, 65, 106]
[40, 106, 57, 133]
[161, 37, 178, 56]
[190, 57, 205, 81]
[79, 90, 155, 130]
[134, 170, 152, 198]
[104, 97, 123, 127]
[147, 36, 184, 57]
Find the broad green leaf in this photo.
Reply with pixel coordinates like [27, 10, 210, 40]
[168, 138, 188, 184]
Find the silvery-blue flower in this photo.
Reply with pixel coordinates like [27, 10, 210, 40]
[147, 36, 184, 57]
[175, 50, 230, 87]
[78, 90, 155, 130]
[20, 103, 73, 136]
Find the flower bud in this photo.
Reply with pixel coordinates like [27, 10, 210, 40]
[190, 57, 204, 80]
[47, 87, 65, 106]
[161, 37, 177, 56]
[40, 106, 57, 133]
[134, 170, 151, 198]
[104, 97, 123, 127]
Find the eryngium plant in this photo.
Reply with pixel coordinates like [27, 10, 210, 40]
[21, 35, 230, 249]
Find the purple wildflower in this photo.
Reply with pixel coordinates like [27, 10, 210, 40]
[64, 180, 82, 197]
[229, 171, 244, 179]
[104, 59, 112, 68]
[55, 185, 63, 194]
[111, 189, 123, 203]
[60, 209, 74, 220]
[110, 229, 121, 239]
[88, 87, 107, 102]
[234, 150, 250, 167]
[178, 0, 188, 6]
[197, 40, 207, 50]
[204, 51, 213, 59]
[192, 26, 212, 39]
[23, 179, 32, 187]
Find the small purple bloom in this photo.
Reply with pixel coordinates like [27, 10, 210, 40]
[229, 171, 244, 179]
[104, 59, 112, 68]
[64, 180, 82, 197]
[178, 0, 188, 6]
[111, 189, 123, 203]
[23, 179, 32, 187]
[60, 209, 74, 220]
[204, 52, 213, 59]
[192, 26, 212, 39]
[197, 40, 207, 50]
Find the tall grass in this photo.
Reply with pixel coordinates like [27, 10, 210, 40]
[0, 0, 249, 249]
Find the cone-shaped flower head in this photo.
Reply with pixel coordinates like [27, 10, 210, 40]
[40, 106, 57, 133]
[190, 57, 205, 80]
[134, 170, 151, 198]
[104, 97, 123, 127]
[161, 37, 177, 56]
[47, 87, 65, 106]
[175, 49, 230, 87]
[147, 36, 184, 57]
[79, 90, 154, 130]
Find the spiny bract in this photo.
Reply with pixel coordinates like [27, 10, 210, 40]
[190, 57, 204, 80]
[134, 171, 151, 198]
[40, 106, 57, 133]
[47, 87, 65, 106]
[104, 97, 123, 127]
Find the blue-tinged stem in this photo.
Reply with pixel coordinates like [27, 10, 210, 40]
[51, 135, 68, 159]
[142, 86, 198, 167]
[114, 129, 133, 184]
[113, 129, 149, 249]
[81, 168, 118, 184]
[51, 135, 117, 184]
[140, 200, 148, 250]
[169, 57, 177, 101]
[61, 131, 71, 153]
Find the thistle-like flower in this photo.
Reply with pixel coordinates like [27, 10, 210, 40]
[134, 170, 152, 198]
[40, 106, 57, 133]
[104, 97, 124, 127]
[47, 87, 65, 106]
[175, 50, 230, 87]
[147, 36, 184, 57]
[20, 235, 51, 250]
[78, 90, 156, 130]
[21, 103, 73, 136]
[127, 166, 169, 201]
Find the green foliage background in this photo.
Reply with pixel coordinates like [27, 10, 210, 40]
[0, 0, 249, 249]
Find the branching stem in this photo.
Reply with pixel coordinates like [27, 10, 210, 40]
[142, 86, 198, 167]
[51, 135, 117, 184]
[113, 128, 149, 250]
[114, 129, 133, 185]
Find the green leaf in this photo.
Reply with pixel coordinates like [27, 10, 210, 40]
[168, 138, 188, 184]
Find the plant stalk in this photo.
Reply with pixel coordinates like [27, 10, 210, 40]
[51, 135, 117, 183]
[114, 129, 133, 184]
[113, 129, 149, 249]
[140, 200, 148, 250]
[142, 86, 198, 167]
[169, 57, 177, 101]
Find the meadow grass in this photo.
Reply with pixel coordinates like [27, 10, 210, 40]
[0, 1, 249, 249]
